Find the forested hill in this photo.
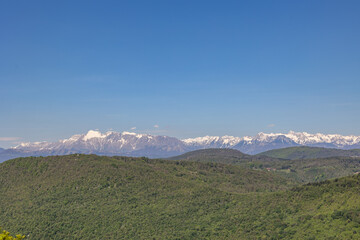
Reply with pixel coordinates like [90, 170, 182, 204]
[1, 154, 360, 239]
[0, 154, 291, 239]
[170, 148, 360, 183]
[168, 148, 278, 164]
[258, 146, 360, 160]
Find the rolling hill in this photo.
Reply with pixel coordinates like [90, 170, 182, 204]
[0, 154, 292, 239]
[261, 156, 360, 183]
[168, 148, 278, 164]
[170, 148, 360, 183]
[1, 155, 360, 239]
[258, 146, 360, 160]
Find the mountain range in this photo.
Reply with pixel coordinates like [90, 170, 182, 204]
[1, 130, 360, 162]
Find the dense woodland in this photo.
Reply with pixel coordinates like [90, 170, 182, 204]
[258, 146, 360, 160]
[1, 153, 360, 239]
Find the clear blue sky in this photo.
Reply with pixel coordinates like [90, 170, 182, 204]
[1, 0, 360, 147]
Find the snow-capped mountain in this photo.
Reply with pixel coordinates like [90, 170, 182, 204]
[231, 131, 360, 153]
[9, 130, 187, 158]
[233, 134, 299, 154]
[249, 131, 360, 147]
[183, 135, 241, 148]
[1, 130, 360, 162]
[183, 131, 360, 154]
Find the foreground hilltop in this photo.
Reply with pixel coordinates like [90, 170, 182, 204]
[0, 154, 291, 239]
[1, 155, 360, 239]
[2, 130, 360, 162]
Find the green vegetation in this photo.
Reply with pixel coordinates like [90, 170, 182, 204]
[236, 174, 360, 239]
[1, 154, 360, 239]
[258, 146, 360, 160]
[0, 155, 291, 239]
[257, 156, 360, 183]
[171, 148, 360, 183]
[169, 148, 281, 165]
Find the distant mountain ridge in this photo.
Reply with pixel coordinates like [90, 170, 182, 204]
[6, 130, 187, 159]
[182, 131, 360, 154]
[1, 130, 360, 161]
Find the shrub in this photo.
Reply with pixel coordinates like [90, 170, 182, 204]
[0, 228, 25, 240]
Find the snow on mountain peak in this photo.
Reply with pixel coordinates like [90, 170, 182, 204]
[122, 131, 137, 136]
[248, 131, 360, 146]
[83, 130, 105, 141]
[183, 136, 219, 144]
[183, 135, 241, 147]
[7, 130, 360, 160]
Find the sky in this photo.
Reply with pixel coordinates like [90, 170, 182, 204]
[1, 0, 360, 148]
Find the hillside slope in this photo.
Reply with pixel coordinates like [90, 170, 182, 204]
[258, 146, 360, 160]
[236, 173, 360, 239]
[262, 156, 360, 183]
[0, 155, 292, 239]
[1, 155, 360, 239]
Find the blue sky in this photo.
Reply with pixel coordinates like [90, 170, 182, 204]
[1, 0, 360, 147]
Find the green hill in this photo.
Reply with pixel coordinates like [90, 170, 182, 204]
[168, 148, 281, 165]
[259, 156, 360, 183]
[0, 154, 291, 239]
[170, 148, 360, 183]
[258, 146, 360, 160]
[1, 154, 360, 239]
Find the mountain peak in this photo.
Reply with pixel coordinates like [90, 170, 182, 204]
[83, 130, 104, 141]
[122, 131, 137, 136]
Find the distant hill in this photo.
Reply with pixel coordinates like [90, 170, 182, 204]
[1, 154, 360, 239]
[263, 156, 360, 183]
[258, 146, 360, 160]
[170, 148, 360, 183]
[168, 148, 279, 164]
